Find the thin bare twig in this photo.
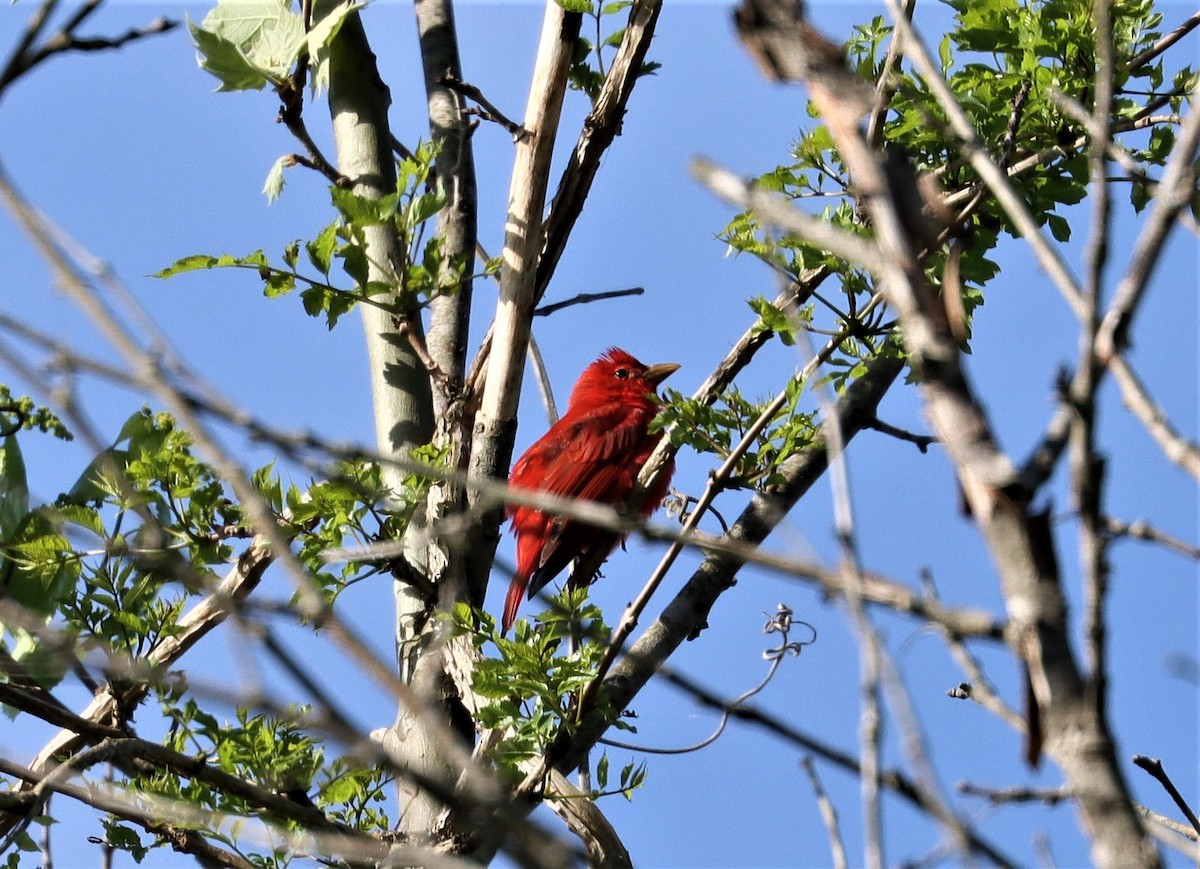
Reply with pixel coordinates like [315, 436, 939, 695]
[1104, 516, 1200, 560]
[0, 0, 176, 97]
[437, 70, 528, 141]
[1137, 806, 1200, 844]
[1108, 353, 1200, 482]
[864, 416, 936, 452]
[802, 756, 850, 869]
[533, 287, 645, 317]
[1125, 10, 1200, 71]
[1073, 0, 1113, 725]
[598, 606, 815, 755]
[958, 782, 1073, 805]
[1095, 75, 1200, 360]
[1132, 755, 1200, 836]
[525, 331, 559, 426]
[866, 0, 916, 148]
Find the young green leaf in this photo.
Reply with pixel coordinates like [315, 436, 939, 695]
[262, 155, 289, 203]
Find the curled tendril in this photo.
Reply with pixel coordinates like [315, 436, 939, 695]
[0, 403, 28, 437]
[663, 489, 730, 534]
[598, 602, 816, 759]
[762, 603, 817, 660]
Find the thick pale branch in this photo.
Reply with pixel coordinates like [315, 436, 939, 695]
[415, 0, 478, 401]
[472, 3, 580, 471]
[327, 13, 434, 463]
[544, 771, 633, 869]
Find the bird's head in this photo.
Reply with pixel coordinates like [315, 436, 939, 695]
[568, 347, 680, 410]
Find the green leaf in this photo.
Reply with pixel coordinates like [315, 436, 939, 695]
[321, 772, 362, 805]
[338, 242, 369, 288]
[330, 188, 390, 226]
[191, 0, 305, 91]
[306, 222, 339, 275]
[4, 509, 77, 615]
[262, 269, 296, 298]
[306, 0, 366, 93]
[188, 18, 272, 92]
[748, 296, 798, 345]
[63, 448, 123, 506]
[0, 436, 29, 537]
[153, 254, 221, 278]
[556, 0, 593, 11]
[404, 190, 448, 231]
[153, 251, 268, 279]
[603, 29, 627, 49]
[1046, 213, 1071, 242]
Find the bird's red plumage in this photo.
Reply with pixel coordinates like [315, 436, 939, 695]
[502, 348, 677, 634]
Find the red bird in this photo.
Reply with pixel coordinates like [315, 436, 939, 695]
[502, 348, 679, 634]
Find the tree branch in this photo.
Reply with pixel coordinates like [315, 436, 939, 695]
[536, 0, 664, 300]
[0, 0, 176, 98]
[1108, 353, 1200, 481]
[467, 0, 580, 515]
[756, 3, 1163, 864]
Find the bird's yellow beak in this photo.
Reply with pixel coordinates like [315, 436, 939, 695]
[643, 362, 680, 387]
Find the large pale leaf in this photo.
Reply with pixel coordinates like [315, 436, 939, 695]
[190, 0, 306, 91]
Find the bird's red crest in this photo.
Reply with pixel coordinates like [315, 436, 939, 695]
[599, 347, 641, 368]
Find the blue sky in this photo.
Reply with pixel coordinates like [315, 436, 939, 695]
[1, 1, 1197, 867]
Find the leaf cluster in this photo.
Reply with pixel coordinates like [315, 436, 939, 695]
[2, 409, 240, 692]
[259, 443, 447, 605]
[98, 698, 328, 866]
[157, 143, 484, 328]
[659, 378, 817, 490]
[724, 0, 1192, 378]
[450, 593, 639, 797]
[0, 404, 423, 863]
[563, 0, 661, 102]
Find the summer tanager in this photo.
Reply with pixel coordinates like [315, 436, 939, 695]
[502, 348, 679, 634]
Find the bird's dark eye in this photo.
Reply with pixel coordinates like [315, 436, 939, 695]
[614, 368, 630, 380]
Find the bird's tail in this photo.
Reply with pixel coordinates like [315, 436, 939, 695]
[502, 575, 528, 635]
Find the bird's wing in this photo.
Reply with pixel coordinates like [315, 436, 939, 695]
[519, 405, 657, 597]
[537, 404, 652, 501]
